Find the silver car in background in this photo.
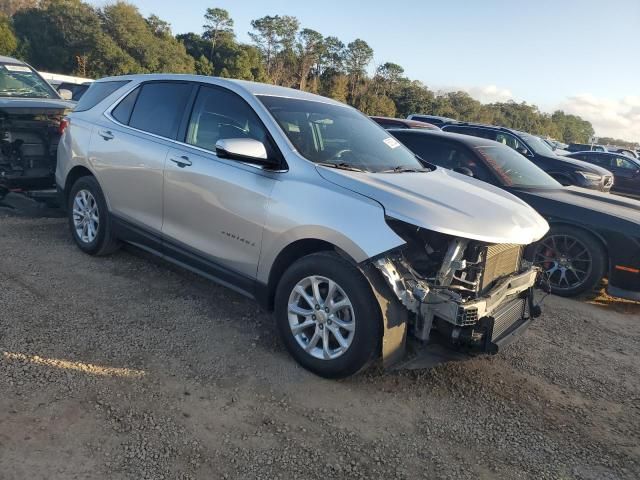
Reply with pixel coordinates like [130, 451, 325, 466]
[56, 75, 548, 378]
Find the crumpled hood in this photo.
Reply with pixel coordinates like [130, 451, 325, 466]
[317, 166, 549, 245]
[0, 97, 75, 114]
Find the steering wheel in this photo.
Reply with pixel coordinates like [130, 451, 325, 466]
[327, 149, 354, 162]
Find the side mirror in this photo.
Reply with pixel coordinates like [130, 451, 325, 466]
[634, 168, 640, 177]
[215, 138, 278, 167]
[453, 166, 474, 177]
[58, 88, 73, 100]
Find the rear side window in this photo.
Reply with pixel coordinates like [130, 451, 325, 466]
[128, 82, 193, 139]
[74, 80, 129, 112]
[111, 87, 140, 125]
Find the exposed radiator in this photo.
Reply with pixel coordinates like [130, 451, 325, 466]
[491, 297, 529, 341]
[480, 244, 522, 291]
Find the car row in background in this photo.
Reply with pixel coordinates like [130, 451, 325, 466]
[438, 122, 614, 192]
[389, 128, 640, 301]
[407, 114, 458, 127]
[38, 70, 94, 101]
[566, 142, 608, 153]
[567, 151, 640, 199]
[370, 116, 440, 130]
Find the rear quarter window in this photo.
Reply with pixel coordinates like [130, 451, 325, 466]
[74, 80, 130, 112]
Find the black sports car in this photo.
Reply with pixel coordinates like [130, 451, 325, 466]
[390, 128, 640, 301]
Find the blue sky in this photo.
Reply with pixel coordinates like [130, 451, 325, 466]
[89, 0, 640, 140]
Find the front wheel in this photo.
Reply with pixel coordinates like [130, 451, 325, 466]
[533, 226, 606, 297]
[274, 251, 382, 378]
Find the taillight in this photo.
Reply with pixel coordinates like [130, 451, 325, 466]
[59, 117, 70, 135]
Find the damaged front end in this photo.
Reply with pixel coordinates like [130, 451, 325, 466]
[0, 105, 71, 199]
[369, 218, 542, 368]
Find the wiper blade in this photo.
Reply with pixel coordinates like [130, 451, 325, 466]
[380, 166, 431, 173]
[316, 162, 367, 172]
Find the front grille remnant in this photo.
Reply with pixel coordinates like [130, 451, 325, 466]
[456, 307, 479, 326]
[491, 297, 528, 341]
[480, 244, 522, 291]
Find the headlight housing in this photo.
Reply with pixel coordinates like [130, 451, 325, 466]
[577, 171, 602, 183]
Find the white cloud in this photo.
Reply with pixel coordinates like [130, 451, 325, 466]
[434, 84, 638, 142]
[435, 84, 514, 104]
[558, 94, 640, 142]
[466, 85, 514, 104]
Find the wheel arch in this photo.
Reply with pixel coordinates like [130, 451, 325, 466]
[260, 238, 359, 311]
[64, 165, 95, 202]
[539, 220, 610, 275]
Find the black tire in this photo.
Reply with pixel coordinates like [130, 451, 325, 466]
[534, 225, 606, 297]
[274, 251, 382, 379]
[67, 175, 120, 256]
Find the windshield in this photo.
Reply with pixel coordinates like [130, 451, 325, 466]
[518, 132, 556, 156]
[0, 63, 58, 98]
[259, 95, 425, 172]
[475, 145, 561, 188]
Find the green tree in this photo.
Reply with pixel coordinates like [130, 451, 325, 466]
[295, 28, 323, 90]
[0, 13, 17, 55]
[0, 0, 37, 17]
[13, 0, 135, 77]
[202, 7, 233, 61]
[320, 73, 348, 102]
[344, 39, 373, 100]
[146, 14, 172, 38]
[249, 14, 299, 82]
[373, 62, 404, 96]
[356, 92, 396, 116]
[101, 2, 194, 74]
[390, 80, 434, 118]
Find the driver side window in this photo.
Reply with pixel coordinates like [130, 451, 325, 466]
[613, 156, 637, 170]
[186, 85, 270, 154]
[494, 132, 528, 155]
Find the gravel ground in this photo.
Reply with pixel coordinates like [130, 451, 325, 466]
[1, 194, 639, 480]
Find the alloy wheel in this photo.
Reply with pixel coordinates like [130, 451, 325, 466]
[534, 235, 592, 291]
[72, 189, 99, 244]
[287, 275, 356, 360]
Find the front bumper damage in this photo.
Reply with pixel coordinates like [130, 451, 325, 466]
[366, 256, 541, 369]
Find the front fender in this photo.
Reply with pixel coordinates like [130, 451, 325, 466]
[256, 176, 405, 284]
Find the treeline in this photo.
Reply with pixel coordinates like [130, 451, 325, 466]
[0, 0, 600, 143]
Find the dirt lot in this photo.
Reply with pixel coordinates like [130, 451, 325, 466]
[1, 194, 639, 480]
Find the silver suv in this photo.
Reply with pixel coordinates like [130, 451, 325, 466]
[56, 75, 549, 378]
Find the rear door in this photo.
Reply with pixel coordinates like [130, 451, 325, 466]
[91, 81, 194, 234]
[162, 84, 279, 282]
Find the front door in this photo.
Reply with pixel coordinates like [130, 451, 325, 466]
[162, 84, 280, 283]
[608, 155, 640, 197]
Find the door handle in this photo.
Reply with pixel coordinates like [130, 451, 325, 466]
[98, 129, 114, 141]
[169, 155, 192, 168]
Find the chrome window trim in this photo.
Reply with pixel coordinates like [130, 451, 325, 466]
[102, 80, 289, 174]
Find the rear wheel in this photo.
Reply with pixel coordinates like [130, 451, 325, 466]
[67, 176, 119, 255]
[274, 251, 381, 378]
[533, 226, 606, 297]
